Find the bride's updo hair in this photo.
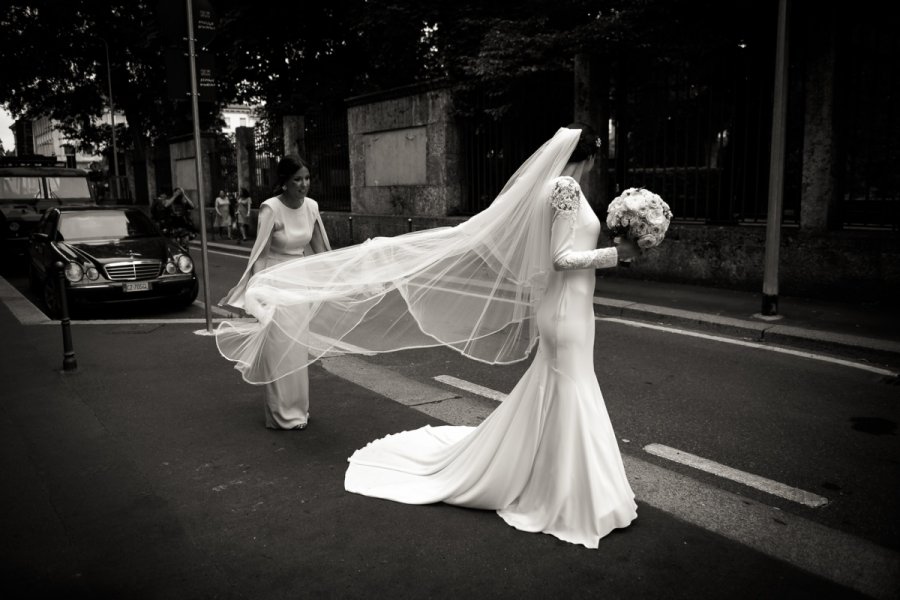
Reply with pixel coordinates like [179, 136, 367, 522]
[565, 122, 601, 163]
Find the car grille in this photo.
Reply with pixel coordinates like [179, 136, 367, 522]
[105, 260, 162, 281]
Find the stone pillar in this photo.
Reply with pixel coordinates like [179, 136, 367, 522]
[283, 115, 306, 158]
[235, 126, 254, 195]
[800, 6, 839, 232]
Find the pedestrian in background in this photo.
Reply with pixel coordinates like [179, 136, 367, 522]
[213, 189, 231, 240]
[235, 187, 252, 244]
[219, 155, 331, 430]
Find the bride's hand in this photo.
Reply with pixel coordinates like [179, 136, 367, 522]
[613, 237, 641, 262]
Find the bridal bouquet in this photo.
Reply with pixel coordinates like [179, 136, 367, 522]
[606, 187, 673, 249]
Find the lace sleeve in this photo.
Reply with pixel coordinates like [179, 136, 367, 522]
[553, 247, 618, 270]
[549, 177, 618, 270]
[549, 176, 581, 219]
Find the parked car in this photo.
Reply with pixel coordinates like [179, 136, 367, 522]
[28, 206, 199, 318]
[1, 155, 96, 270]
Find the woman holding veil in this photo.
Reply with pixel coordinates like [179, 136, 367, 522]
[216, 125, 642, 547]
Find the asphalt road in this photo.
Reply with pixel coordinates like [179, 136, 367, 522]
[3, 241, 898, 598]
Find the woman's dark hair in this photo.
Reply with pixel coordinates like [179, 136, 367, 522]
[275, 154, 309, 189]
[239, 187, 251, 198]
[565, 122, 601, 163]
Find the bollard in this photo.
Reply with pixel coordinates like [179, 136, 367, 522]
[348, 215, 353, 244]
[407, 218, 413, 233]
[54, 261, 78, 372]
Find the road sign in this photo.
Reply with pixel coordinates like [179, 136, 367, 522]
[157, 0, 216, 45]
[165, 48, 216, 102]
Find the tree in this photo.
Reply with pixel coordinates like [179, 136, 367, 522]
[0, 1, 234, 199]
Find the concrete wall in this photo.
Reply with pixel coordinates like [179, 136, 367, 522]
[608, 224, 900, 301]
[346, 84, 461, 234]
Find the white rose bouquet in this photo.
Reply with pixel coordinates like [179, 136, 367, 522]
[606, 187, 673, 250]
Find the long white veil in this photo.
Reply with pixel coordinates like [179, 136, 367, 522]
[215, 127, 581, 384]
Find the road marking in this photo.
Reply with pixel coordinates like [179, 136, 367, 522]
[434, 375, 506, 402]
[599, 316, 899, 377]
[36, 317, 256, 326]
[331, 361, 900, 600]
[643, 443, 828, 508]
[190, 242, 250, 260]
[192, 300, 241, 318]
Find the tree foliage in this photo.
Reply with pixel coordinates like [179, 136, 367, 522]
[0, 1, 231, 158]
[0, 0, 764, 153]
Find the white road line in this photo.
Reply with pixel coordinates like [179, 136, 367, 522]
[37, 317, 256, 326]
[434, 375, 506, 402]
[643, 443, 828, 508]
[190, 243, 249, 260]
[599, 316, 899, 377]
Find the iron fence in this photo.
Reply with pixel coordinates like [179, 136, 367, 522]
[841, 13, 900, 230]
[458, 79, 573, 215]
[250, 122, 278, 203]
[305, 108, 351, 212]
[613, 36, 802, 226]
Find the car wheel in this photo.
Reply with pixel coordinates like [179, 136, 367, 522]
[42, 277, 63, 320]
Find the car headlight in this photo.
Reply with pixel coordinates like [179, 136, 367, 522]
[64, 262, 84, 282]
[8, 222, 19, 232]
[165, 260, 177, 274]
[176, 254, 194, 274]
[85, 266, 99, 281]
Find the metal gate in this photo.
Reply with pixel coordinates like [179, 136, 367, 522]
[305, 108, 350, 212]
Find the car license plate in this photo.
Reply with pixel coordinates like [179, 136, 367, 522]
[124, 281, 150, 293]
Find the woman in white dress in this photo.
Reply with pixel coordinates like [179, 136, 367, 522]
[343, 126, 640, 547]
[213, 190, 232, 240]
[215, 126, 641, 546]
[220, 155, 331, 430]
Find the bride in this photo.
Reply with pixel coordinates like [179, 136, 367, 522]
[216, 125, 641, 547]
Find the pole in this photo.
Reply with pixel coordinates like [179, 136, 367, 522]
[102, 40, 120, 199]
[186, 0, 213, 332]
[761, 0, 790, 316]
[55, 262, 78, 372]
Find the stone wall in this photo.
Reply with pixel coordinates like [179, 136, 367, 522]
[607, 224, 900, 301]
[346, 83, 461, 238]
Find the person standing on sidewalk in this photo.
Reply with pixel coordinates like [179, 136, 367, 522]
[213, 189, 232, 241]
[219, 155, 331, 430]
[235, 187, 252, 244]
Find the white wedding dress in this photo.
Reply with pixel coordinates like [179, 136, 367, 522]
[345, 177, 638, 548]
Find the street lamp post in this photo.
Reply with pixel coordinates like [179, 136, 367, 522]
[101, 39, 120, 199]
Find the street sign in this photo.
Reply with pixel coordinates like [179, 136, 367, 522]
[157, 0, 216, 45]
[165, 48, 216, 103]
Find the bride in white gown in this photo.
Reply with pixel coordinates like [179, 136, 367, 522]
[343, 127, 640, 548]
[215, 125, 641, 548]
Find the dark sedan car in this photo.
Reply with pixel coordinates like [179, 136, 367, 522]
[28, 206, 199, 317]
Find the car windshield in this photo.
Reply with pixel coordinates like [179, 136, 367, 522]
[0, 176, 43, 200]
[47, 176, 92, 199]
[58, 210, 157, 241]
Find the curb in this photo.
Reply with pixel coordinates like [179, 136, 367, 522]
[593, 296, 900, 358]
